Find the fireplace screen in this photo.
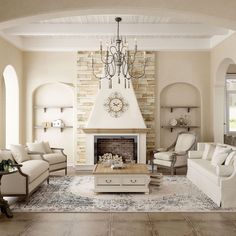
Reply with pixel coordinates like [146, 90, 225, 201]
[94, 135, 138, 164]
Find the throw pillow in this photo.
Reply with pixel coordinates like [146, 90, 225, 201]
[211, 146, 231, 166]
[0, 150, 14, 162]
[10, 144, 30, 163]
[43, 141, 53, 154]
[211, 153, 229, 166]
[225, 151, 236, 166]
[27, 141, 46, 153]
[202, 143, 216, 160]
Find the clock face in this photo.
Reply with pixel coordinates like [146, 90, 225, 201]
[104, 92, 129, 118]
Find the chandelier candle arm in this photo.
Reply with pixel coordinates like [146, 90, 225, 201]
[91, 16, 147, 89]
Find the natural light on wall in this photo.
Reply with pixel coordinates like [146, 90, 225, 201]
[3, 65, 19, 148]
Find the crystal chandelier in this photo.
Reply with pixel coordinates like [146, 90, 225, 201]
[91, 17, 147, 89]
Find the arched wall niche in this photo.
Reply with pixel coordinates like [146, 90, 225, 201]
[33, 82, 75, 165]
[2, 65, 19, 148]
[214, 58, 235, 143]
[160, 82, 201, 147]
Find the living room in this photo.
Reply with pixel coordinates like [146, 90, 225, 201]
[1, 1, 236, 235]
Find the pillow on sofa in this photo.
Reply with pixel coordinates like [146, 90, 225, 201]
[27, 141, 46, 153]
[202, 143, 216, 160]
[0, 150, 15, 162]
[43, 141, 53, 154]
[225, 151, 236, 166]
[211, 146, 231, 166]
[10, 144, 30, 163]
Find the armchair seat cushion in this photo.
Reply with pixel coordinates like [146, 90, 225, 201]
[21, 160, 49, 183]
[43, 153, 66, 165]
[154, 152, 174, 161]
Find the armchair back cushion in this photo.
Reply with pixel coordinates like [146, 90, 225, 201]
[10, 144, 30, 163]
[174, 133, 196, 152]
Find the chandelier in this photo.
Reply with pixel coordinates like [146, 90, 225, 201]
[91, 17, 147, 89]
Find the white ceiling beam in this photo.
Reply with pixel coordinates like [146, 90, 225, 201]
[21, 36, 210, 51]
[4, 23, 228, 36]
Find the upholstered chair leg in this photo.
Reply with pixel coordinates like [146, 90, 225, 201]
[47, 178, 49, 184]
[65, 167, 67, 175]
[171, 167, 174, 176]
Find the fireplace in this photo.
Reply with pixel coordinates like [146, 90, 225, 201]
[94, 135, 138, 164]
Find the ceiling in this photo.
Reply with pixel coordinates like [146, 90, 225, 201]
[1, 15, 233, 51]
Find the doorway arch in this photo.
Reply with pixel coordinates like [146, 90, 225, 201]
[3, 65, 19, 147]
[214, 58, 235, 143]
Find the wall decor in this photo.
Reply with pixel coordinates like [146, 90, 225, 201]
[104, 92, 129, 118]
[52, 119, 65, 128]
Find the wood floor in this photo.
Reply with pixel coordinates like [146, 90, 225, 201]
[1, 167, 236, 236]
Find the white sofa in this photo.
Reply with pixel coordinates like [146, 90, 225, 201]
[187, 142, 236, 208]
[0, 149, 49, 199]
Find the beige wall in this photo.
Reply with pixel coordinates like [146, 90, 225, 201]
[23, 52, 77, 162]
[156, 51, 212, 147]
[0, 37, 23, 148]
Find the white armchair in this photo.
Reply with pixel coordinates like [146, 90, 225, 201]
[151, 132, 197, 175]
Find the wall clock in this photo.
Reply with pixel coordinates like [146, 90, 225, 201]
[104, 92, 129, 118]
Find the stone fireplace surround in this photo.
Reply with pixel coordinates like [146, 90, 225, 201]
[76, 52, 155, 166]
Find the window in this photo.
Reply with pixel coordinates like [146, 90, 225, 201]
[3, 65, 19, 147]
[226, 75, 236, 133]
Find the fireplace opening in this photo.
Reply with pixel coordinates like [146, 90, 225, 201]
[94, 135, 138, 164]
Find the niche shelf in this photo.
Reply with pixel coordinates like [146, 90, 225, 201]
[161, 105, 199, 113]
[34, 126, 73, 132]
[34, 106, 73, 113]
[161, 125, 200, 132]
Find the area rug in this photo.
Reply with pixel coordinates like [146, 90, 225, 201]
[11, 175, 231, 212]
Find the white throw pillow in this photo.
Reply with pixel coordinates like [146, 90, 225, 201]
[225, 151, 236, 166]
[211, 153, 229, 166]
[27, 141, 46, 153]
[43, 141, 53, 154]
[202, 143, 216, 160]
[10, 144, 30, 163]
[211, 146, 231, 166]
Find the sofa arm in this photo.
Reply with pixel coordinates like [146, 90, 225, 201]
[188, 150, 203, 159]
[216, 165, 234, 177]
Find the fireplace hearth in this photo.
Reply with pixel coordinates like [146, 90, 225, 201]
[94, 135, 138, 164]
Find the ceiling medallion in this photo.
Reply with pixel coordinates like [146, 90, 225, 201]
[104, 92, 129, 118]
[91, 17, 147, 89]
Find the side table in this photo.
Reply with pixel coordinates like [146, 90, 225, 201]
[0, 167, 18, 218]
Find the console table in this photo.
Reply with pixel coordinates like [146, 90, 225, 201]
[93, 164, 150, 194]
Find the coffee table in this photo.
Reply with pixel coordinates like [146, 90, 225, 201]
[93, 164, 150, 194]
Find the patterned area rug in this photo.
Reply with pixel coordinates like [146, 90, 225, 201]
[11, 175, 228, 212]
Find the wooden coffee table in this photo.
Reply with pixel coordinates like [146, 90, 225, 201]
[93, 164, 150, 194]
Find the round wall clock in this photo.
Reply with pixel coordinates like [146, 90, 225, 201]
[104, 92, 129, 118]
